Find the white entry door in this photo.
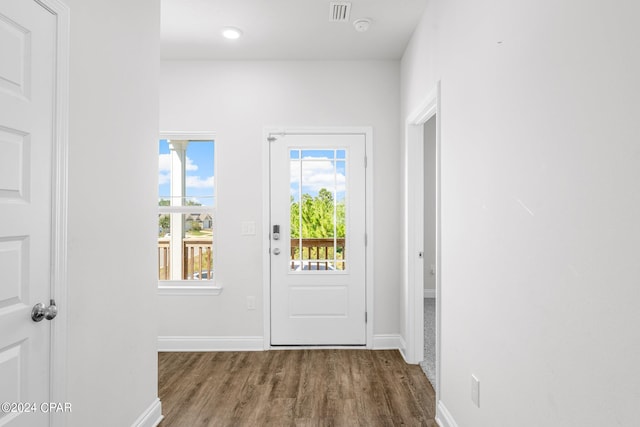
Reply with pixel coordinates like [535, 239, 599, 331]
[0, 1, 57, 425]
[270, 133, 367, 345]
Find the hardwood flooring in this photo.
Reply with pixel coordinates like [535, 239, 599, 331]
[158, 350, 436, 427]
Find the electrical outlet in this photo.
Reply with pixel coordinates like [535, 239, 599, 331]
[471, 375, 480, 407]
[247, 296, 256, 310]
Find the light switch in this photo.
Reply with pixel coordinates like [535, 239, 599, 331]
[241, 221, 256, 235]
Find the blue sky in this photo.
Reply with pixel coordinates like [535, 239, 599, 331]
[159, 139, 215, 206]
[290, 149, 347, 202]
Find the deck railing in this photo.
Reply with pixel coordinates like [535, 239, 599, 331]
[290, 237, 346, 270]
[158, 238, 213, 280]
[158, 237, 346, 279]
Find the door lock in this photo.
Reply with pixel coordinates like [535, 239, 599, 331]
[31, 299, 58, 322]
[273, 225, 280, 240]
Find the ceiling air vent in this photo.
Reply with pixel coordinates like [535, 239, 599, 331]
[329, 2, 352, 22]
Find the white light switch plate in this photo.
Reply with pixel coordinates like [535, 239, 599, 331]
[241, 221, 256, 235]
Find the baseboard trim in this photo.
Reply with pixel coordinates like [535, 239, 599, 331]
[372, 334, 402, 350]
[397, 333, 413, 363]
[131, 398, 162, 427]
[158, 336, 264, 352]
[424, 289, 436, 298]
[435, 401, 459, 427]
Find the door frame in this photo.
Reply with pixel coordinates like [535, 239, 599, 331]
[404, 82, 441, 395]
[262, 126, 374, 349]
[36, 1, 70, 426]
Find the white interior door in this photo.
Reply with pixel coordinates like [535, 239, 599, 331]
[0, 1, 56, 425]
[270, 133, 366, 345]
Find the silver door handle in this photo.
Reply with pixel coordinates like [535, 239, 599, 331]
[31, 299, 58, 322]
[272, 248, 281, 255]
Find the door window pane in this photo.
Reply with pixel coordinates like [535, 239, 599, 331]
[289, 149, 347, 271]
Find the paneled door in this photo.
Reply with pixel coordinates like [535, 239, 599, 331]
[270, 133, 367, 345]
[0, 1, 58, 425]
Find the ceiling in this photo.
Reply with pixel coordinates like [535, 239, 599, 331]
[161, 0, 428, 60]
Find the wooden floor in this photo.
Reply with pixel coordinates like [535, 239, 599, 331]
[158, 350, 436, 427]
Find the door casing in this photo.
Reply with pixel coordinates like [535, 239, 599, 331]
[403, 82, 441, 408]
[38, 1, 69, 426]
[262, 127, 374, 349]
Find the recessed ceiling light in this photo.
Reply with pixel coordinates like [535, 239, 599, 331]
[222, 27, 242, 40]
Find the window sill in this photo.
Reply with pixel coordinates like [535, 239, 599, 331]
[158, 284, 223, 296]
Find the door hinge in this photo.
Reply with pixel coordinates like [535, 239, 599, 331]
[365, 312, 368, 323]
[364, 233, 367, 246]
[364, 155, 368, 168]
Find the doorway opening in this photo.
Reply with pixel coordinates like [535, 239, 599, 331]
[419, 115, 437, 387]
[404, 82, 441, 400]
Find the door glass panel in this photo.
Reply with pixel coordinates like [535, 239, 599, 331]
[289, 149, 347, 271]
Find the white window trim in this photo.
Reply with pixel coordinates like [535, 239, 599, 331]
[158, 131, 220, 294]
[158, 285, 223, 296]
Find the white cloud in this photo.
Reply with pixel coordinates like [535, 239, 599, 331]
[159, 155, 203, 188]
[159, 154, 198, 173]
[186, 158, 198, 171]
[159, 154, 171, 172]
[290, 158, 346, 194]
[186, 175, 215, 189]
[159, 171, 170, 185]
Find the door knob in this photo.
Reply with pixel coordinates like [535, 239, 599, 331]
[273, 248, 281, 255]
[31, 299, 58, 322]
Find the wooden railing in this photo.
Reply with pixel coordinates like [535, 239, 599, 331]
[290, 238, 346, 270]
[158, 238, 213, 280]
[158, 237, 346, 279]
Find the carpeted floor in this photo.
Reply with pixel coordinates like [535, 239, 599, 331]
[420, 297, 436, 388]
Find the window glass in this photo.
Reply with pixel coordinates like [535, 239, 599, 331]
[158, 139, 215, 282]
[289, 149, 347, 271]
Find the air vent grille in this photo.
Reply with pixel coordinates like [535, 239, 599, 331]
[329, 2, 352, 22]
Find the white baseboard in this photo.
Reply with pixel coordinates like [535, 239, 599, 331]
[435, 401, 459, 427]
[397, 334, 413, 363]
[158, 336, 264, 352]
[424, 289, 436, 298]
[373, 334, 402, 350]
[131, 398, 162, 427]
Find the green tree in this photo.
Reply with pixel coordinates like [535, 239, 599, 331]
[159, 214, 170, 232]
[290, 189, 345, 238]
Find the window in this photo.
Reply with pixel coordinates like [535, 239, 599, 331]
[158, 135, 216, 289]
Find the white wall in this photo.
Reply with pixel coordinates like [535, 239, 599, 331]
[159, 60, 400, 340]
[65, 0, 160, 425]
[402, 0, 640, 425]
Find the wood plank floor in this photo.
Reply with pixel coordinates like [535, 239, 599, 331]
[158, 350, 436, 427]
